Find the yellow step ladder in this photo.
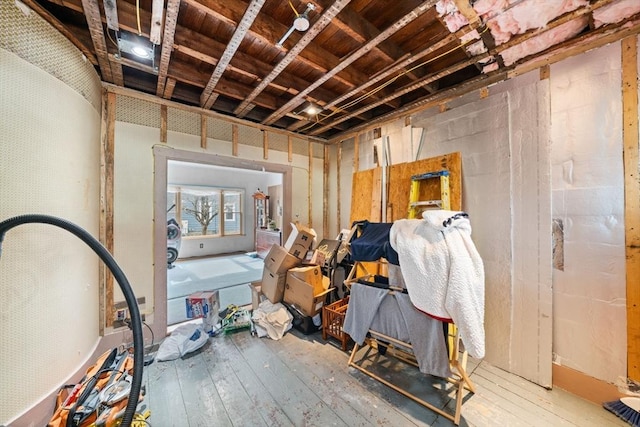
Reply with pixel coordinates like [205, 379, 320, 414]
[407, 170, 451, 218]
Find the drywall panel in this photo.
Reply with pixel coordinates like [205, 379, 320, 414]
[414, 92, 513, 370]
[550, 42, 626, 384]
[0, 49, 101, 423]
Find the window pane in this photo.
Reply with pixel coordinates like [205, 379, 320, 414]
[223, 190, 242, 235]
[167, 192, 177, 221]
[181, 190, 220, 236]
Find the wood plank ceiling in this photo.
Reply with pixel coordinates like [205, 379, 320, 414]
[25, 0, 640, 140]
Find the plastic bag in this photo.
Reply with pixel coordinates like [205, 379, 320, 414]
[157, 323, 209, 361]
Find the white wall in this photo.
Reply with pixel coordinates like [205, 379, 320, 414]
[0, 2, 103, 421]
[112, 115, 325, 324]
[167, 160, 282, 258]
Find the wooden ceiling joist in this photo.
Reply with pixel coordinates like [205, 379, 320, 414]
[150, 0, 164, 44]
[81, 0, 115, 82]
[156, 0, 181, 97]
[200, 0, 266, 109]
[233, 0, 352, 117]
[262, 0, 439, 126]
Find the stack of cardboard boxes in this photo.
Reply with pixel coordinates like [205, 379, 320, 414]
[252, 223, 334, 333]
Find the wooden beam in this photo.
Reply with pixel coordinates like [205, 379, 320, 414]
[163, 78, 176, 99]
[337, 143, 342, 234]
[160, 105, 167, 142]
[354, 133, 359, 172]
[100, 90, 116, 329]
[103, 0, 119, 31]
[263, 130, 268, 160]
[308, 141, 313, 228]
[540, 64, 551, 80]
[201, 0, 266, 109]
[622, 35, 640, 382]
[201, 114, 207, 149]
[323, 144, 329, 235]
[81, 0, 114, 82]
[262, 0, 437, 125]
[233, 0, 351, 117]
[156, 0, 181, 97]
[288, 135, 293, 163]
[232, 124, 238, 156]
[150, 0, 164, 44]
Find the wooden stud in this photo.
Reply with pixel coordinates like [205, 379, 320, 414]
[337, 143, 342, 234]
[439, 102, 448, 113]
[150, 0, 164, 44]
[288, 135, 293, 163]
[370, 167, 382, 222]
[323, 144, 329, 235]
[263, 130, 268, 160]
[479, 87, 489, 99]
[622, 36, 640, 381]
[540, 64, 551, 80]
[308, 141, 313, 228]
[160, 105, 167, 143]
[201, 114, 207, 149]
[232, 124, 239, 156]
[100, 90, 116, 329]
[404, 116, 411, 127]
[103, 0, 119, 31]
[354, 133, 359, 172]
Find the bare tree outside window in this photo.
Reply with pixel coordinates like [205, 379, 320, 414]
[184, 196, 218, 235]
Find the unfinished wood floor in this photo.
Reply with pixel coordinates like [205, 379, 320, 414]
[143, 329, 626, 426]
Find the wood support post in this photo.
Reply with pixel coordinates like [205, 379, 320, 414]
[160, 105, 167, 143]
[622, 35, 640, 382]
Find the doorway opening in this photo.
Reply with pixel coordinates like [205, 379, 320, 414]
[153, 146, 293, 333]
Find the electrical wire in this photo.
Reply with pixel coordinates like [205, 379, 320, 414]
[136, 0, 142, 35]
[297, 25, 491, 133]
[143, 320, 155, 348]
[288, 0, 299, 17]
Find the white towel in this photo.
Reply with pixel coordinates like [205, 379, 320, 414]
[390, 211, 485, 358]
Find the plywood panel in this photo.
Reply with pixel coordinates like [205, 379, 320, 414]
[350, 168, 375, 224]
[388, 152, 462, 221]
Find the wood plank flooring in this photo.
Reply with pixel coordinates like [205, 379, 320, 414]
[143, 329, 627, 426]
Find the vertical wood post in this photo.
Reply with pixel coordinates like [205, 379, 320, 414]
[308, 141, 313, 228]
[263, 130, 268, 160]
[232, 124, 238, 156]
[200, 115, 207, 149]
[160, 105, 167, 143]
[337, 143, 342, 234]
[354, 133, 360, 172]
[100, 89, 116, 330]
[622, 36, 640, 381]
[323, 144, 329, 237]
[288, 135, 293, 162]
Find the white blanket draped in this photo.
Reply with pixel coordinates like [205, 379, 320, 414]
[390, 211, 486, 358]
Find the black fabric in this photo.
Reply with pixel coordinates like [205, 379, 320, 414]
[349, 221, 399, 265]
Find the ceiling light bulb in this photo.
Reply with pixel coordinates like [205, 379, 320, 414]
[131, 45, 150, 58]
[306, 105, 319, 115]
[293, 16, 310, 31]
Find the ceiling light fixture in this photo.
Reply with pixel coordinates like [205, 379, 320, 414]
[306, 104, 320, 115]
[276, 3, 315, 48]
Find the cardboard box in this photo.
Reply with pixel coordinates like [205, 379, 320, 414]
[249, 281, 264, 310]
[287, 265, 324, 293]
[284, 222, 316, 258]
[302, 249, 325, 267]
[263, 244, 301, 274]
[283, 273, 332, 317]
[185, 290, 220, 320]
[261, 268, 287, 303]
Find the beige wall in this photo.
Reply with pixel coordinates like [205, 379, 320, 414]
[0, 1, 103, 422]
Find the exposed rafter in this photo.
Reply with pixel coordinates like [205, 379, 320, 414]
[81, 0, 123, 85]
[262, 0, 439, 126]
[156, 0, 181, 98]
[200, 0, 266, 109]
[234, 0, 352, 117]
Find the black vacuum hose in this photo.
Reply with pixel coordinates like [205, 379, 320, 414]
[0, 215, 143, 427]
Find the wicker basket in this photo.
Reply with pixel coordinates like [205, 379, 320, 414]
[322, 296, 350, 351]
